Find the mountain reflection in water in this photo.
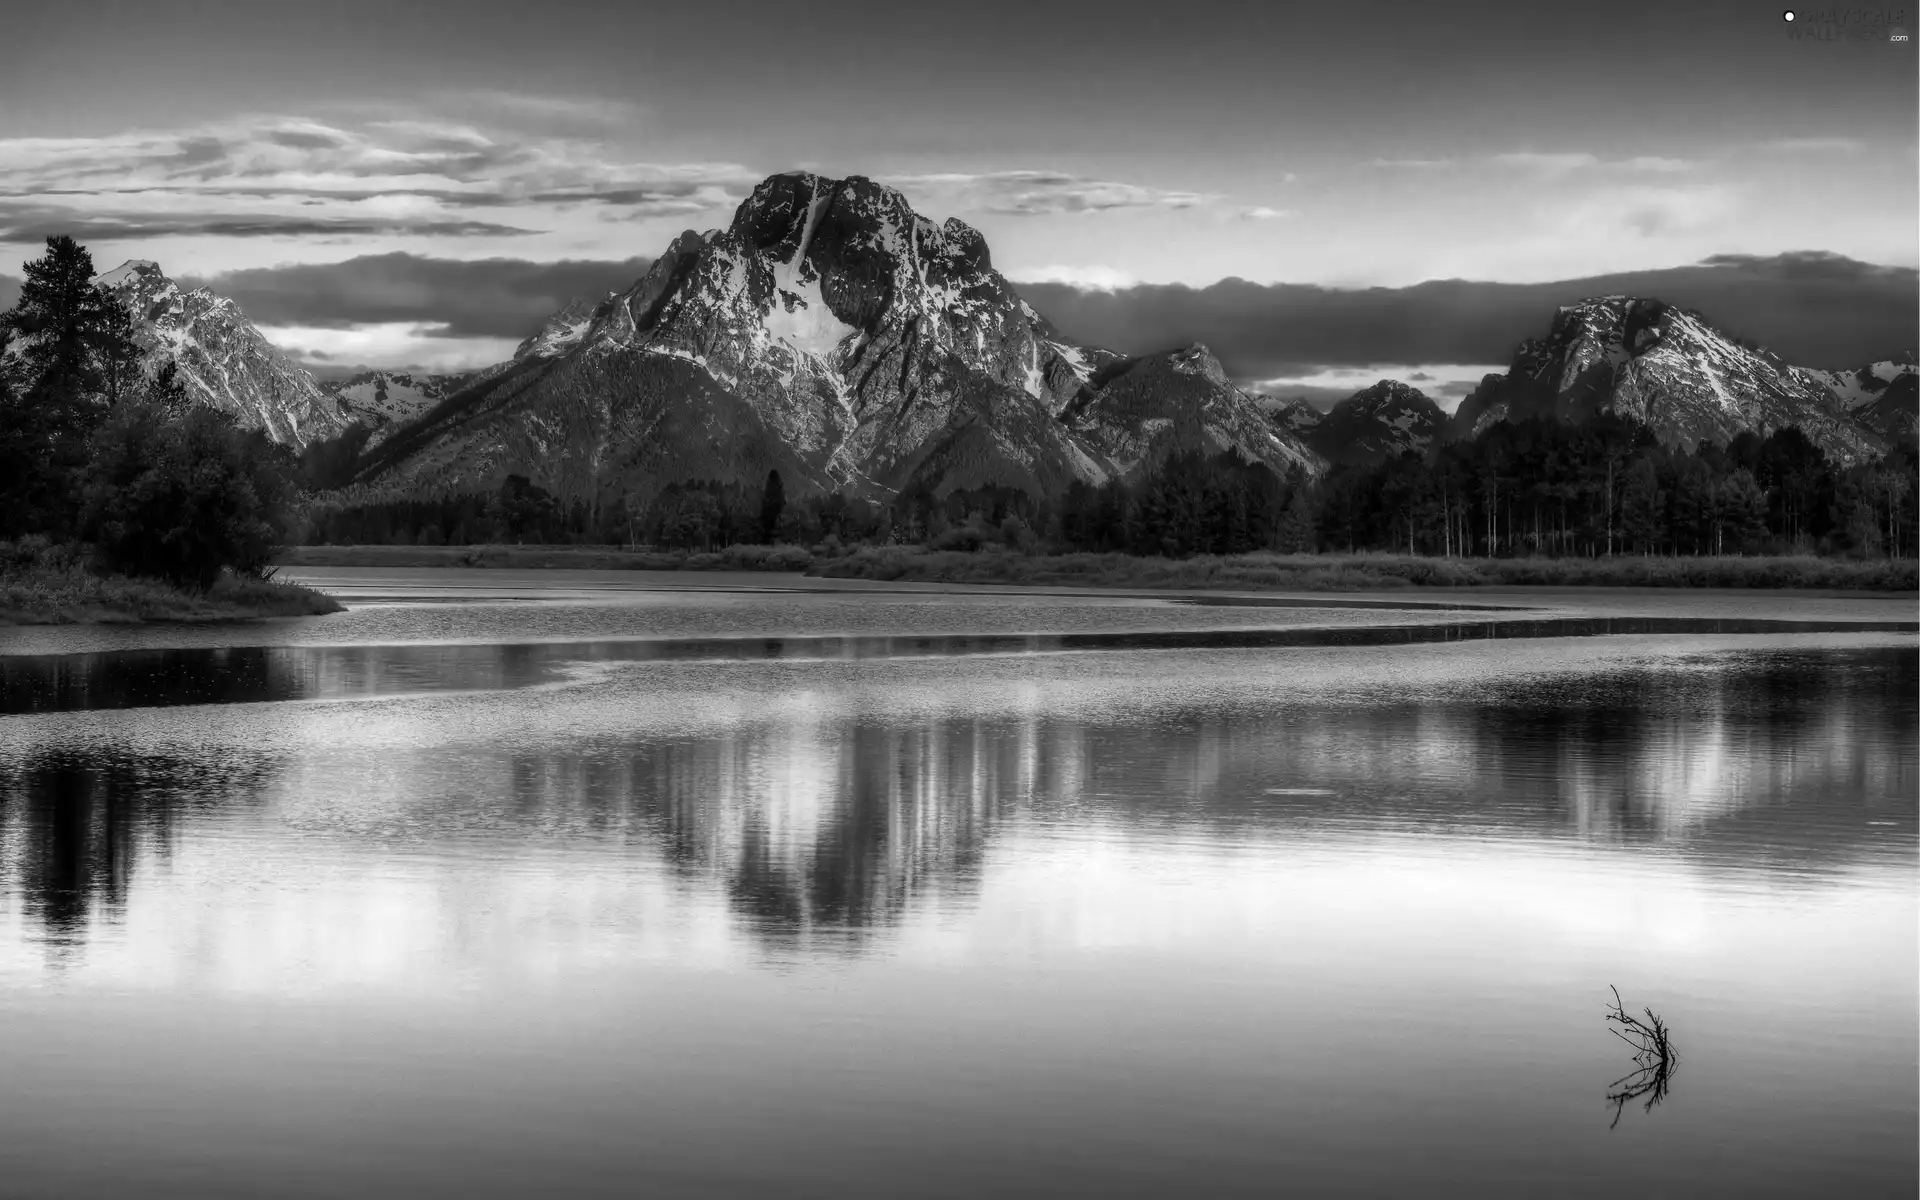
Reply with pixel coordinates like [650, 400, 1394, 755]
[0, 636, 1912, 1199]
[1, 645, 1909, 965]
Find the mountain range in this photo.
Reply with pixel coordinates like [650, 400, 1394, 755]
[1449, 296, 1899, 462]
[82, 173, 1915, 499]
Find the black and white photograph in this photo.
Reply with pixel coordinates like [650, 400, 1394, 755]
[0, 1, 1915, 1195]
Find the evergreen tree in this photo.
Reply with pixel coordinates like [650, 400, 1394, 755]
[1274, 488, 1317, 554]
[0, 236, 146, 535]
[1714, 468, 1769, 554]
[4, 236, 120, 411]
[95, 295, 146, 406]
[760, 469, 786, 542]
[1619, 457, 1664, 554]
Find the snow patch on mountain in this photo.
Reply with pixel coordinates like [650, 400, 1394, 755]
[94, 260, 350, 448]
[1449, 297, 1890, 464]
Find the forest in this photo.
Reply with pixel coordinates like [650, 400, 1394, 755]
[304, 412, 1918, 562]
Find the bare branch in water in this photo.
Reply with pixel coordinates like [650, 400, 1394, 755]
[1604, 985, 1678, 1129]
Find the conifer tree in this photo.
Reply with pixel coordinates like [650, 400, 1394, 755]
[4, 236, 118, 414]
[760, 469, 786, 542]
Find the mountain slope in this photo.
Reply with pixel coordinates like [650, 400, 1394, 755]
[1062, 343, 1321, 479]
[95, 260, 350, 448]
[1794, 355, 1917, 444]
[322, 370, 483, 443]
[513, 296, 606, 361]
[1308, 380, 1444, 466]
[1448, 296, 1888, 462]
[1255, 393, 1324, 441]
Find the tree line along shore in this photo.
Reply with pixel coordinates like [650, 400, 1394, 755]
[277, 542, 1917, 593]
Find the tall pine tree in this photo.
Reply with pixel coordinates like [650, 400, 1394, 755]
[760, 469, 786, 542]
[0, 236, 146, 534]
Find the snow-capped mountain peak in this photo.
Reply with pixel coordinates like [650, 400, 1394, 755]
[94, 259, 164, 291]
[93, 260, 350, 448]
[1309, 379, 1445, 466]
[355, 172, 1319, 503]
[1450, 296, 1890, 462]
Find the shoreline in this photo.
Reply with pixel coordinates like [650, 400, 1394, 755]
[0, 568, 344, 626]
[276, 543, 1920, 594]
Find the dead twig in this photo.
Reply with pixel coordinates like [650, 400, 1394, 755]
[1604, 985, 1678, 1129]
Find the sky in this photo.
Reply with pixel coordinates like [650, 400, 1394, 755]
[1, 0, 1914, 389]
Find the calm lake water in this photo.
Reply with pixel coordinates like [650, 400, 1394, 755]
[1, 572, 1914, 1198]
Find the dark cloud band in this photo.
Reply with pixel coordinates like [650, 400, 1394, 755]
[1022, 251, 1917, 374]
[186, 252, 656, 338]
[5, 250, 1907, 377]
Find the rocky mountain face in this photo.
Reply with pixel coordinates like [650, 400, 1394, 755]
[1306, 380, 1444, 467]
[1061, 343, 1322, 478]
[1255, 394, 1324, 441]
[513, 297, 605, 361]
[321, 370, 482, 444]
[94, 260, 350, 448]
[1793, 354, 1917, 444]
[1448, 297, 1888, 463]
[355, 173, 1317, 503]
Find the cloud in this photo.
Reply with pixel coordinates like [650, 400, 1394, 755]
[1695, 249, 1914, 281]
[1561, 184, 1734, 239]
[1003, 264, 1138, 291]
[1491, 152, 1694, 177]
[1237, 206, 1289, 220]
[1617, 156, 1693, 173]
[1491, 152, 1600, 175]
[1249, 364, 1505, 412]
[1018, 251, 1918, 376]
[256, 323, 523, 374]
[0, 112, 758, 251]
[1369, 158, 1452, 169]
[884, 170, 1219, 216]
[420, 91, 649, 136]
[0, 212, 536, 243]
[1763, 137, 1866, 153]
[186, 252, 654, 338]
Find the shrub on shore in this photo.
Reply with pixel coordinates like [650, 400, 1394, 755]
[0, 537, 341, 625]
[805, 546, 1919, 592]
[279, 542, 815, 572]
[278, 540, 1917, 592]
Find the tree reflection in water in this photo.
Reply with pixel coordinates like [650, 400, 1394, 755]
[0, 747, 276, 966]
[0, 646, 1909, 971]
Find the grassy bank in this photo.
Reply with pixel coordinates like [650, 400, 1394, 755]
[1, 546, 343, 626]
[281, 543, 815, 572]
[810, 547, 1920, 591]
[279, 542, 1918, 592]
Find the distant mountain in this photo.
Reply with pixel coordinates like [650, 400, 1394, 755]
[1449, 297, 1888, 463]
[1061, 343, 1321, 478]
[321, 370, 484, 444]
[354, 173, 1320, 504]
[1254, 393, 1325, 441]
[94, 260, 349, 448]
[1793, 354, 1917, 444]
[1307, 380, 1444, 467]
